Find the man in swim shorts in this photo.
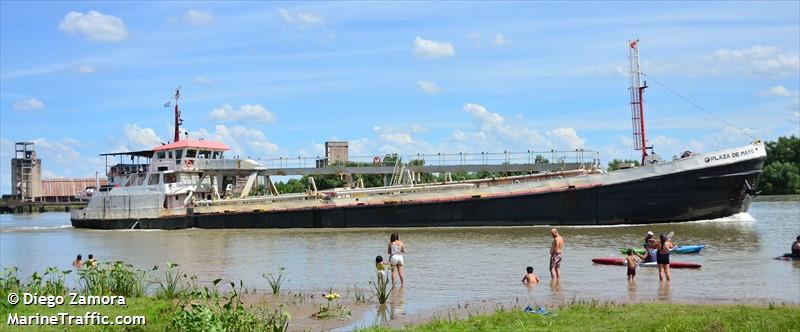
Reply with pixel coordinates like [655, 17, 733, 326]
[549, 228, 564, 280]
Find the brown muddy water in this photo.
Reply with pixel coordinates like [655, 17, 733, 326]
[2, 200, 799, 328]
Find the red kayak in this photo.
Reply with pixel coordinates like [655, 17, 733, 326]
[592, 257, 701, 269]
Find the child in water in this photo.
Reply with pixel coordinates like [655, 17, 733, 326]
[626, 249, 639, 281]
[521, 266, 540, 284]
[375, 255, 388, 281]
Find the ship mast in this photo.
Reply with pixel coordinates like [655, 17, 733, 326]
[173, 87, 182, 143]
[628, 39, 650, 165]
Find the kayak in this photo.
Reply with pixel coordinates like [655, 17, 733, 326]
[775, 254, 800, 261]
[617, 245, 704, 255]
[592, 257, 702, 269]
[672, 245, 704, 254]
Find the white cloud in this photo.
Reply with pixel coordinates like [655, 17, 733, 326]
[122, 124, 163, 150]
[31, 138, 81, 165]
[191, 125, 279, 156]
[185, 9, 214, 26]
[707, 46, 799, 77]
[466, 32, 482, 44]
[58, 10, 128, 42]
[460, 103, 552, 150]
[649, 45, 799, 78]
[759, 85, 798, 97]
[278, 8, 324, 29]
[78, 64, 95, 74]
[547, 128, 586, 149]
[493, 34, 510, 46]
[409, 124, 428, 133]
[417, 80, 442, 94]
[380, 133, 414, 145]
[208, 104, 276, 123]
[193, 76, 213, 85]
[12, 98, 45, 111]
[413, 37, 455, 59]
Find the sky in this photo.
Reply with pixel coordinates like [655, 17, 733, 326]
[1, 1, 799, 194]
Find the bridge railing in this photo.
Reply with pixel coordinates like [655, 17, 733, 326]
[257, 150, 600, 170]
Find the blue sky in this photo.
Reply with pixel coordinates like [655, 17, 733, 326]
[1, 1, 798, 193]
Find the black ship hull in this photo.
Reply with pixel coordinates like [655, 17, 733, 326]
[71, 156, 765, 230]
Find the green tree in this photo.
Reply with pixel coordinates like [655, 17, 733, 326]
[607, 159, 640, 171]
[758, 136, 800, 195]
[759, 161, 800, 195]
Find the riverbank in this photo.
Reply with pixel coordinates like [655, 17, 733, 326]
[359, 301, 800, 332]
[754, 194, 800, 202]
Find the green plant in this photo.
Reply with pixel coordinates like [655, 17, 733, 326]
[0, 267, 21, 293]
[171, 279, 291, 332]
[370, 274, 393, 304]
[108, 261, 147, 297]
[153, 262, 186, 299]
[42, 267, 71, 295]
[353, 283, 366, 303]
[313, 292, 351, 320]
[263, 266, 286, 295]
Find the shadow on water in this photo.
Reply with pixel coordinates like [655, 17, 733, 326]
[389, 287, 406, 319]
[657, 282, 672, 301]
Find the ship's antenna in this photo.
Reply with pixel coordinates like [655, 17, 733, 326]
[628, 39, 651, 165]
[173, 87, 182, 143]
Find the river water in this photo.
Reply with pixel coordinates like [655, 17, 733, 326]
[1, 201, 799, 321]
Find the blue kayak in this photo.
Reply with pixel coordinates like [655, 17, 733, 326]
[671, 245, 704, 254]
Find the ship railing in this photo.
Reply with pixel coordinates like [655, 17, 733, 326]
[256, 150, 601, 170]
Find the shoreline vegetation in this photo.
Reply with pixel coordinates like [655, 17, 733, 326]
[2, 262, 799, 331]
[359, 301, 799, 332]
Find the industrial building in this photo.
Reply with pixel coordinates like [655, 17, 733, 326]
[9, 142, 105, 202]
[10, 142, 40, 202]
[324, 141, 349, 165]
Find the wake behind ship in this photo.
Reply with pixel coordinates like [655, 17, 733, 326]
[70, 40, 767, 230]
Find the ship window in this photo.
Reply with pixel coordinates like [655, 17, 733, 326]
[164, 173, 177, 184]
[186, 149, 197, 158]
[200, 150, 211, 159]
[168, 151, 173, 159]
[148, 174, 160, 185]
[156, 151, 166, 159]
[175, 150, 183, 160]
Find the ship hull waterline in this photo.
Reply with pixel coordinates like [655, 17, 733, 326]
[70, 157, 765, 230]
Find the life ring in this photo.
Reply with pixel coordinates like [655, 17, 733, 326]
[186, 159, 194, 167]
[373, 156, 381, 165]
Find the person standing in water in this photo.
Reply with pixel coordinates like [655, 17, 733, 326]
[656, 234, 673, 281]
[791, 235, 800, 257]
[549, 228, 564, 280]
[72, 255, 83, 269]
[388, 233, 406, 287]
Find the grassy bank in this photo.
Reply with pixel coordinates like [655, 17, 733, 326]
[360, 302, 800, 332]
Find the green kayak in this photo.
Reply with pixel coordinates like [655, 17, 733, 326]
[618, 247, 646, 255]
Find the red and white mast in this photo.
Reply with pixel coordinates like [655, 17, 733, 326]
[628, 39, 650, 165]
[173, 87, 182, 143]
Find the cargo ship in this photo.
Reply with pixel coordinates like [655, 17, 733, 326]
[70, 40, 766, 229]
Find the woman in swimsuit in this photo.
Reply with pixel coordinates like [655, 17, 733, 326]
[656, 234, 673, 281]
[388, 232, 406, 288]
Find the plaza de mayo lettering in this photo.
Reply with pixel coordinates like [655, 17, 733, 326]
[704, 147, 758, 163]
